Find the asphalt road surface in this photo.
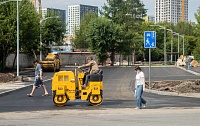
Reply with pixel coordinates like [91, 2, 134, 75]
[0, 66, 200, 126]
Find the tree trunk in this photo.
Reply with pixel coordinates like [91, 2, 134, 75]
[12, 52, 17, 70]
[32, 49, 37, 60]
[132, 51, 135, 65]
[1, 51, 7, 72]
[110, 51, 115, 66]
[0, 52, 3, 72]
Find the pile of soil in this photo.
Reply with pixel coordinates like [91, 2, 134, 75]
[0, 73, 19, 83]
[0, 68, 31, 83]
[147, 80, 200, 93]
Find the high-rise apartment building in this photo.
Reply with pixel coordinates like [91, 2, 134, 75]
[41, 8, 66, 24]
[68, 4, 98, 37]
[155, 0, 188, 24]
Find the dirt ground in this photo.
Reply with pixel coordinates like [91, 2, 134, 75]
[0, 73, 19, 83]
[146, 80, 200, 93]
[0, 68, 32, 83]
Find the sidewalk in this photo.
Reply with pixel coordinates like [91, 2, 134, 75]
[0, 76, 52, 97]
[0, 80, 34, 96]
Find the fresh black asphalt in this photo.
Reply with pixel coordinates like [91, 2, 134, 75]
[0, 66, 200, 112]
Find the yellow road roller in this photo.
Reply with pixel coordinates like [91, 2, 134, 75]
[40, 52, 61, 72]
[52, 68, 103, 106]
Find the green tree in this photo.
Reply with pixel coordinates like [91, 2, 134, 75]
[143, 21, 196, 62]
[173, 21, 196, 58]
[0, 1, 16, 71]
[193, 6, 200, 60]
[42, 9, 66, 47]
[19, 0, 40, 58]
[101, 0, 147, 64]
[73, 11, 98, 49]
[0, 0, 41, 71]
[86, 17, 123, 65]
[0, 0, 67, 71]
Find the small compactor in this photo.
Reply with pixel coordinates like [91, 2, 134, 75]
[52, 68, 103, 106]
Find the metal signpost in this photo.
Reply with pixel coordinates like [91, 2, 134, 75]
[144, 31, 156, 89]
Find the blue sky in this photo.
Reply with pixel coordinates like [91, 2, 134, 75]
[41, 0, 200, 23]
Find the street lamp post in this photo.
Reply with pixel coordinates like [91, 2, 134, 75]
[16, 0, 19, 76]
[173, 32, 180, 57]
[166, 29, 173, 63]
[150, 25, 166, 65]
[164, 28, 166, 65]
[39, 22, 42, 60]
[0, 0, 21, 76]
[179, 35, 185, 55]
[39, 16, 59, 60]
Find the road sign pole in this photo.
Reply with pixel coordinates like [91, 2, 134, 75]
[149, 48, 151, 89]
[144, 31, 156, 90]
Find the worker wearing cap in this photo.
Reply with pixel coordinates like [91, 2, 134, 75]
[78, 56, 99, 88]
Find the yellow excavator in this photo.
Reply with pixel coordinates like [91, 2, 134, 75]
[40, 52, 61, 72]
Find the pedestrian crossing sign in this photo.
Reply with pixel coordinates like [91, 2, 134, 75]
[144, 31, 156, 48]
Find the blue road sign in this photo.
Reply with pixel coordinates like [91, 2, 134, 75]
[144, 31, 156, 48]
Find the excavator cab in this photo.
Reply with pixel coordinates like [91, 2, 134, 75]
[52, 68, 103, 106]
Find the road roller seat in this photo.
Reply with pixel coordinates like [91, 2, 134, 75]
[88, 69, 103, 82]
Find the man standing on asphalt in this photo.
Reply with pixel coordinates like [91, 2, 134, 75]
[27, 60, 48, 97]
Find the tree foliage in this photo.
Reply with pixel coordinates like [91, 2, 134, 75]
[42, 9, 66, 46]
[0, 0, 66, 71]
[86, 17, 124, 65]
[101, 0, 147, 63]
[73, 11, 98, 49]
[192, 6, 200, 60]
[72, 0, 147, 64]
[19, 0, 40, 56]
[76, 3, 200, 62]
[0, 1, 16, 71]
[0, 0, 40, 71]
